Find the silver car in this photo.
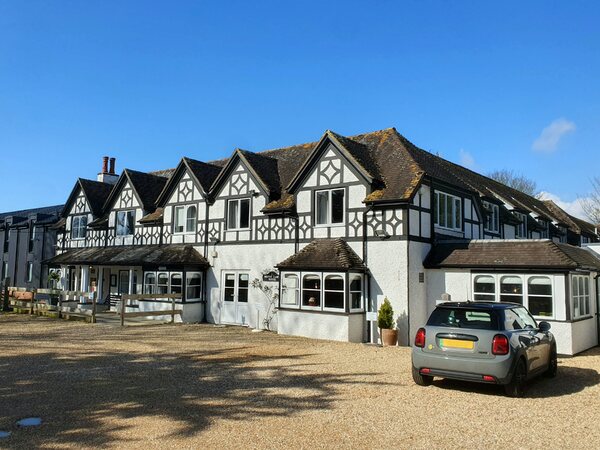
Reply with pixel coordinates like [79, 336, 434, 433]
[411, 301, 557, 397]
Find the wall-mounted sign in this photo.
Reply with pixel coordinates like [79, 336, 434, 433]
[262, 271, 279, 282]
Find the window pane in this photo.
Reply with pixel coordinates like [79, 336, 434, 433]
[501, 276, 522, 294]
[302, 274, 321, 307]
[225, 273, 235, 287]
[186, 272, 202, 300]
[434, 193, 439, 225]
[324, 275, 344, 291]
[239, 199, 250, 229]
[350, 275, 362, 292]
[175, 207, 185, 233]
[439, 193, 446, 227]
[324, 291, 344, 309]
[282, 274, 299, 306]
[528, 296, 552, 317]
[238, 273, 249, 288]
[474, 276, 495, 294]
[528, 277, 551, 296]
[186, 206, 197, 233]
[474, 294, 496, 301]
[446, 195, 453, 228]
[454, 198, 461, 229]
[331, 189, 344, 223]
[238, 287, 248, 303]
[144, 272, 156, 294]
[127, 211, 134, 234]
[316, 191, 328, 225]
[170, 273, 182, 294]
[351, 292, 362, 309]
[228, 201, 238, 229]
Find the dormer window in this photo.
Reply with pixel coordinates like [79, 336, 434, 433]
[483, 202, 499, 233]
[71, 215, 88, 239]
[116, 210, 135, 236]
[174, 205, 197, 234]
[227, 199, 250, 230]
[315, 188, 345, 226]
[514, 212, 527, 238]
[434, 191, 462, 231]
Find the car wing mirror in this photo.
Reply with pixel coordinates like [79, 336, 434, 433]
[538, 321, 551, 333]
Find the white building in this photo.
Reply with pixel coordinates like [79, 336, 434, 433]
[47, 129, 600, 355]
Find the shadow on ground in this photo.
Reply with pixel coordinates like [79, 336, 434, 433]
[0, 316, 382, 447]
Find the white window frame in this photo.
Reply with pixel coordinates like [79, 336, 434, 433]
[71, 215, 88, 240]
[527, 276, 553, 318]
[116, 210, 135, 236]
[572, 274, 591, 319]
[473, 275, 496, 301]
[434, 191, 462, 231]
[314, 188, 345, 227]
[323, 273, 345, 312]
[186, 272, 203, 300]
[226, 198, 251, 230]
[144, 271, 157, 294]
[301, 272, 322, 310]
[349, 273, 364, 312]
[514, 212, 527, 238]
[483, 202, 499, 233]
[27, 262, 33, 282]
[471, 273, 555, 320]
[280, 272, 300, 308]
[174, 205, 197, 234]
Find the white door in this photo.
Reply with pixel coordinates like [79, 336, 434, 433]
[221, 272, 249, 325]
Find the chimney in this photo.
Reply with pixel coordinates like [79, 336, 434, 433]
[97, 155, 119, 184]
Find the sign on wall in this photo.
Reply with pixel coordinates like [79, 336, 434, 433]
[262, 271, 279, 282]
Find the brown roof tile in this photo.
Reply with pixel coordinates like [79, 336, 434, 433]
[277, 238, 366, 270]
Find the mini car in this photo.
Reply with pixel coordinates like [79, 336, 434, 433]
[411, 301, 557, 397]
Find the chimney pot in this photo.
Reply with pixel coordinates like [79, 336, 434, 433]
[109, 157, 116, 174]
[102, 156, 109, 174]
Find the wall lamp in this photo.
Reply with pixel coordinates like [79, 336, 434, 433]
[374, 229, 390, 240]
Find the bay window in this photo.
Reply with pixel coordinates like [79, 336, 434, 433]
[315, 188, 345, 226]
[227, 198, 250, 230]
[116, 210, 135, 236]
[302, 274, 321, 308]
[186, 272, 202, 300]
[281, 273, 300, 306]
[282, 272, 364, 312]
[71, 215, 88, 239]
[434, 191, 462, 231]
[324, 275, 344, 310]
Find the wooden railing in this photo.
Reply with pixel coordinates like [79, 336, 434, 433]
[120, 293, 182, 326]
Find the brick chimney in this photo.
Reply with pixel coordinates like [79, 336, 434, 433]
[97, 156, 119, 184]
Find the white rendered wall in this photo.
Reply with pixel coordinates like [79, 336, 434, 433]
[278, 309, 362, 342]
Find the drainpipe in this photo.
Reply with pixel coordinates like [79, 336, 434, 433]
[595, 273, 600, 346]
[362, 204, 374, 343]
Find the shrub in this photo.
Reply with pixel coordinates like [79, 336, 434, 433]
[378, 297, 394, 329]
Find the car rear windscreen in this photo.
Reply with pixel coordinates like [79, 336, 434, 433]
[427, 307, 500, 330]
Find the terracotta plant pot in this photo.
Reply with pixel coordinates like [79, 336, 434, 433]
[381, 328, 398, 346]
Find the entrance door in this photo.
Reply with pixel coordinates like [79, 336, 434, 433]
[221, 271, 249, 325]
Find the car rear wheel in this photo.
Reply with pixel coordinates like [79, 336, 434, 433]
[544, 347, 558, 378]
[504, 359, 527, 397]
[412, 366, 433, 386]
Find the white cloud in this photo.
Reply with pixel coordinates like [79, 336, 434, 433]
[532, 118, 576, 152]
[459, 149, 476, 169]
[538, 191, 588, 220]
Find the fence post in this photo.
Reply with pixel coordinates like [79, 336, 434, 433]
[92, 291, 97, 324]
[171, 295, 176, 323]
[120, 295, 126, 327]
[30, 289, 36, 315]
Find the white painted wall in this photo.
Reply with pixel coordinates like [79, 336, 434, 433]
[278, 310, 362, 342]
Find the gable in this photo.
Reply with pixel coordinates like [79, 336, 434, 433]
[215, 163, 262, 199]
[167, 170, 204, 205]
[114, 181, 141, 210]
[299, 144, 364, 190]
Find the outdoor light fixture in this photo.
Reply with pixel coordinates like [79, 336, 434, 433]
[374, 229, 390, 239]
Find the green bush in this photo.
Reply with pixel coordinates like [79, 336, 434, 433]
[377, 297, 394, 329]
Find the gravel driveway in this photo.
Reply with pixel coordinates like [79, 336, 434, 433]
[1, 314, 599, 449]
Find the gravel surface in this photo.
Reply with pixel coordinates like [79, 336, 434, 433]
[1, 314, 599, 449]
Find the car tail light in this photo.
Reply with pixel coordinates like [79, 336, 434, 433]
[492, 334, 509, 355]
[482, 375, 496, 383]
[415, 328, 426, 348]
[420, 368, 431, 374]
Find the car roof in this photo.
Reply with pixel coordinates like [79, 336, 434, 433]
[435, 301, 522, 310]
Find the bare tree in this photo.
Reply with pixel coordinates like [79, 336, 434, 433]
[581, 177, 600, 226]
[488, 169, 538, 196]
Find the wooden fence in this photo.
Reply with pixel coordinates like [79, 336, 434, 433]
[120, 293, 182, 326]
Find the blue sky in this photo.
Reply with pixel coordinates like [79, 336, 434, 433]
[1, 1, 598, 217]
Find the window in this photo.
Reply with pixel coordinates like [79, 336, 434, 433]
[350, 274, 363, 310]
[116, 210, 135, 236]
[527, 277, 553, 317]
[302, 274, 321, 308]
[144, 272, 156, 294]
[238, 273, 249, 303]
[186, 272, 202, 300]
[572, 275, 590, 318]
[473, 275, 495, 301]
[483, 202, 499, 233]
[157, 272, 169, 294]
[434, 191, 462, 231]
[28, 224, 36, 252]
[324, 274, 344, 310]
[3, 229, 8, 253]
[315, 189, 345, 226]
[170, 272, 182, 294]
[504, 307, 537, 330]
[227, 199, 250, 230]
[427, 307, 500, 330]
[71, 215, 88, 239]
[27, 262, 33, 282]
[281, 273, 300, 306]
[174, 205, 197, 233]
[500, 276, 523, 304]
[514, 212, 527, 238]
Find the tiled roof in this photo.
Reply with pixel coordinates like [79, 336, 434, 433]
[124, 170, 169, 212]
[78, 179, 113, 217]
[139, 207, 164, 224]
[0, 204, 63, 228]
[424, 239, 600, 271]
[277, 238, 367, 270]
[46, 244, 209, 267]
[183, 158, 223, 192]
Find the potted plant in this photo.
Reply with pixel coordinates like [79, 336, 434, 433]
[378, 297, 398, 346]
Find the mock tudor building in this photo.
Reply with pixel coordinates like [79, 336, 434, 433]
[0, 204, 63, 290]
[47, 128, 600, 355]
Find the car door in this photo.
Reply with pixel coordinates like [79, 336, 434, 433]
[504, 308, 541, 373]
